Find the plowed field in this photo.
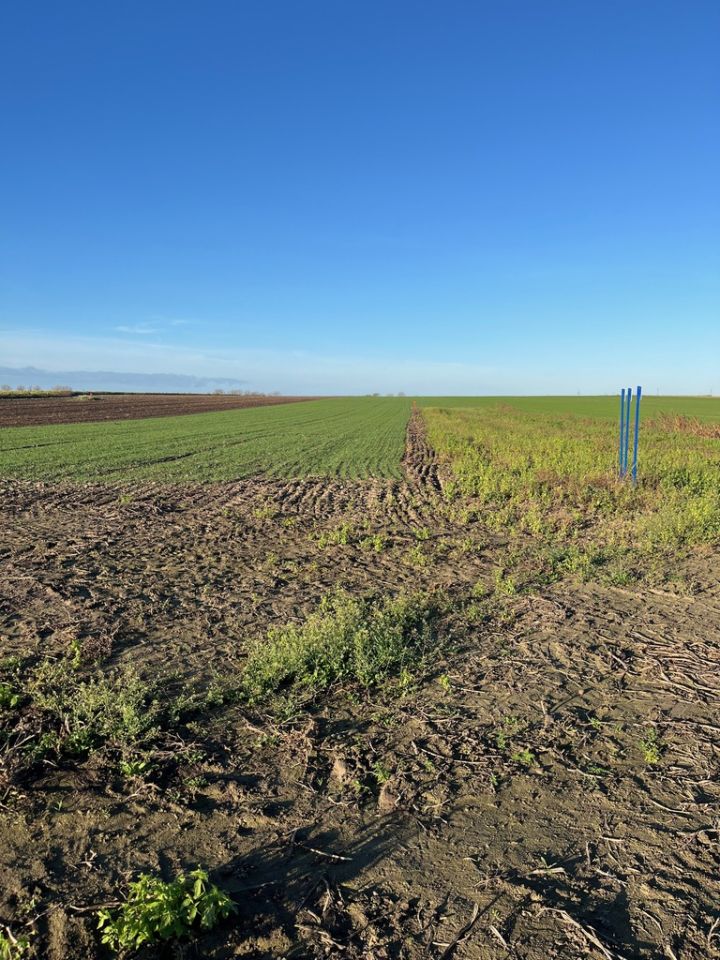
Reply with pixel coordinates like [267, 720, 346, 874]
[0, 392, 311, 428]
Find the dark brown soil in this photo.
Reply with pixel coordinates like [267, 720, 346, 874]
[0, 393, 313, 428]
[1, 418, 718, 959]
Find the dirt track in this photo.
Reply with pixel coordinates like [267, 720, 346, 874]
[1, 415, 719, 959]
[0, 392, 312, 428]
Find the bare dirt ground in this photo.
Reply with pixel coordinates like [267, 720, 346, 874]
[1, 415, 719, 959]
[0, 393, 312, 428]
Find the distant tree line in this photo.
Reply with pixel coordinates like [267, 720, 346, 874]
[0, 384, 73, 395]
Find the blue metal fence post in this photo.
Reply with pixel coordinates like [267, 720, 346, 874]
[624, 385, 632, 476]
[619, 389, 626, 476]
[631, 385, 642, 484]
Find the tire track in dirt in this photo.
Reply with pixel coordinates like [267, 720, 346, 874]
[402, 403, 443, 495]
[378, 404, 446, 528]
[0, 453, 490, 675]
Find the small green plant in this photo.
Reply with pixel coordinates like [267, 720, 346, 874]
[493, 567, 517, 597]
[351, 778, 366, 797]
[495, 716, 522, 752]
[414, 526, 431, 541]
[317, 522, 354, 547]
[97, 869, 235, 952]
[372, 761, 391, 785]
[510, 749, 535, 768]
[639, 728, 663, 765]
[359, 533, 385, 553]
[0, 932, 30, 960]
[69, 636, 83, 669]
[0, 682, 20, 710]
[396, 666, 416, 695]
[437, 673, 452, 693]
[119, 756, 152, 779]
[403, 544, 427, 568]
[184, 775, 209, 792]
[458, 536, 477, 554]
[586, 764, 611, 777]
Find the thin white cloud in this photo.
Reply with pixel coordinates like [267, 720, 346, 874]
[114, 325, 160, 335]
[147, 315, 194, 327]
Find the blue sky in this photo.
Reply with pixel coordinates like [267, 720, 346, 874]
[1, 1, 718, 394]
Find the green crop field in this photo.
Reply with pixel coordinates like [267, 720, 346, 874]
[0, 397, 411, 482]
[416, 395, 720, 421]
[2, 393, 720, 483]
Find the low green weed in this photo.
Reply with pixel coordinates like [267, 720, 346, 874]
[495, 716, 523, 752]
[372, 761, 392, 785]
[0, 682, 20, 710]
[242, 591, 437, 703]
[0, 659, 167, 785]
[119, 756, 153, 779]
[97, 869, 235, 952]
[639, 728, 663, 765]
[492, 567, 517, 597]
[359, 533, 386, 553]
[396, 666, 416, 695]
[510, 749, 535, 768]
[317, 522, 354, 547]
[28, 661, 159, 758]
[0, 932, 30, 960]
[403, 544, 427, 567]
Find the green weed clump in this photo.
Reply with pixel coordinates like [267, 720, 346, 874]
[316, 522, 354, 547]
[639, 728, 663, 765]
[0, 681, 20, 710]
[242, 591, 436, 702]
[0, 659, 164, 783]
[359, 533, 386, 553]
[0, 931, 30, 960]
[97, 869, 235, 953]
[27, 661, 159, 758]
